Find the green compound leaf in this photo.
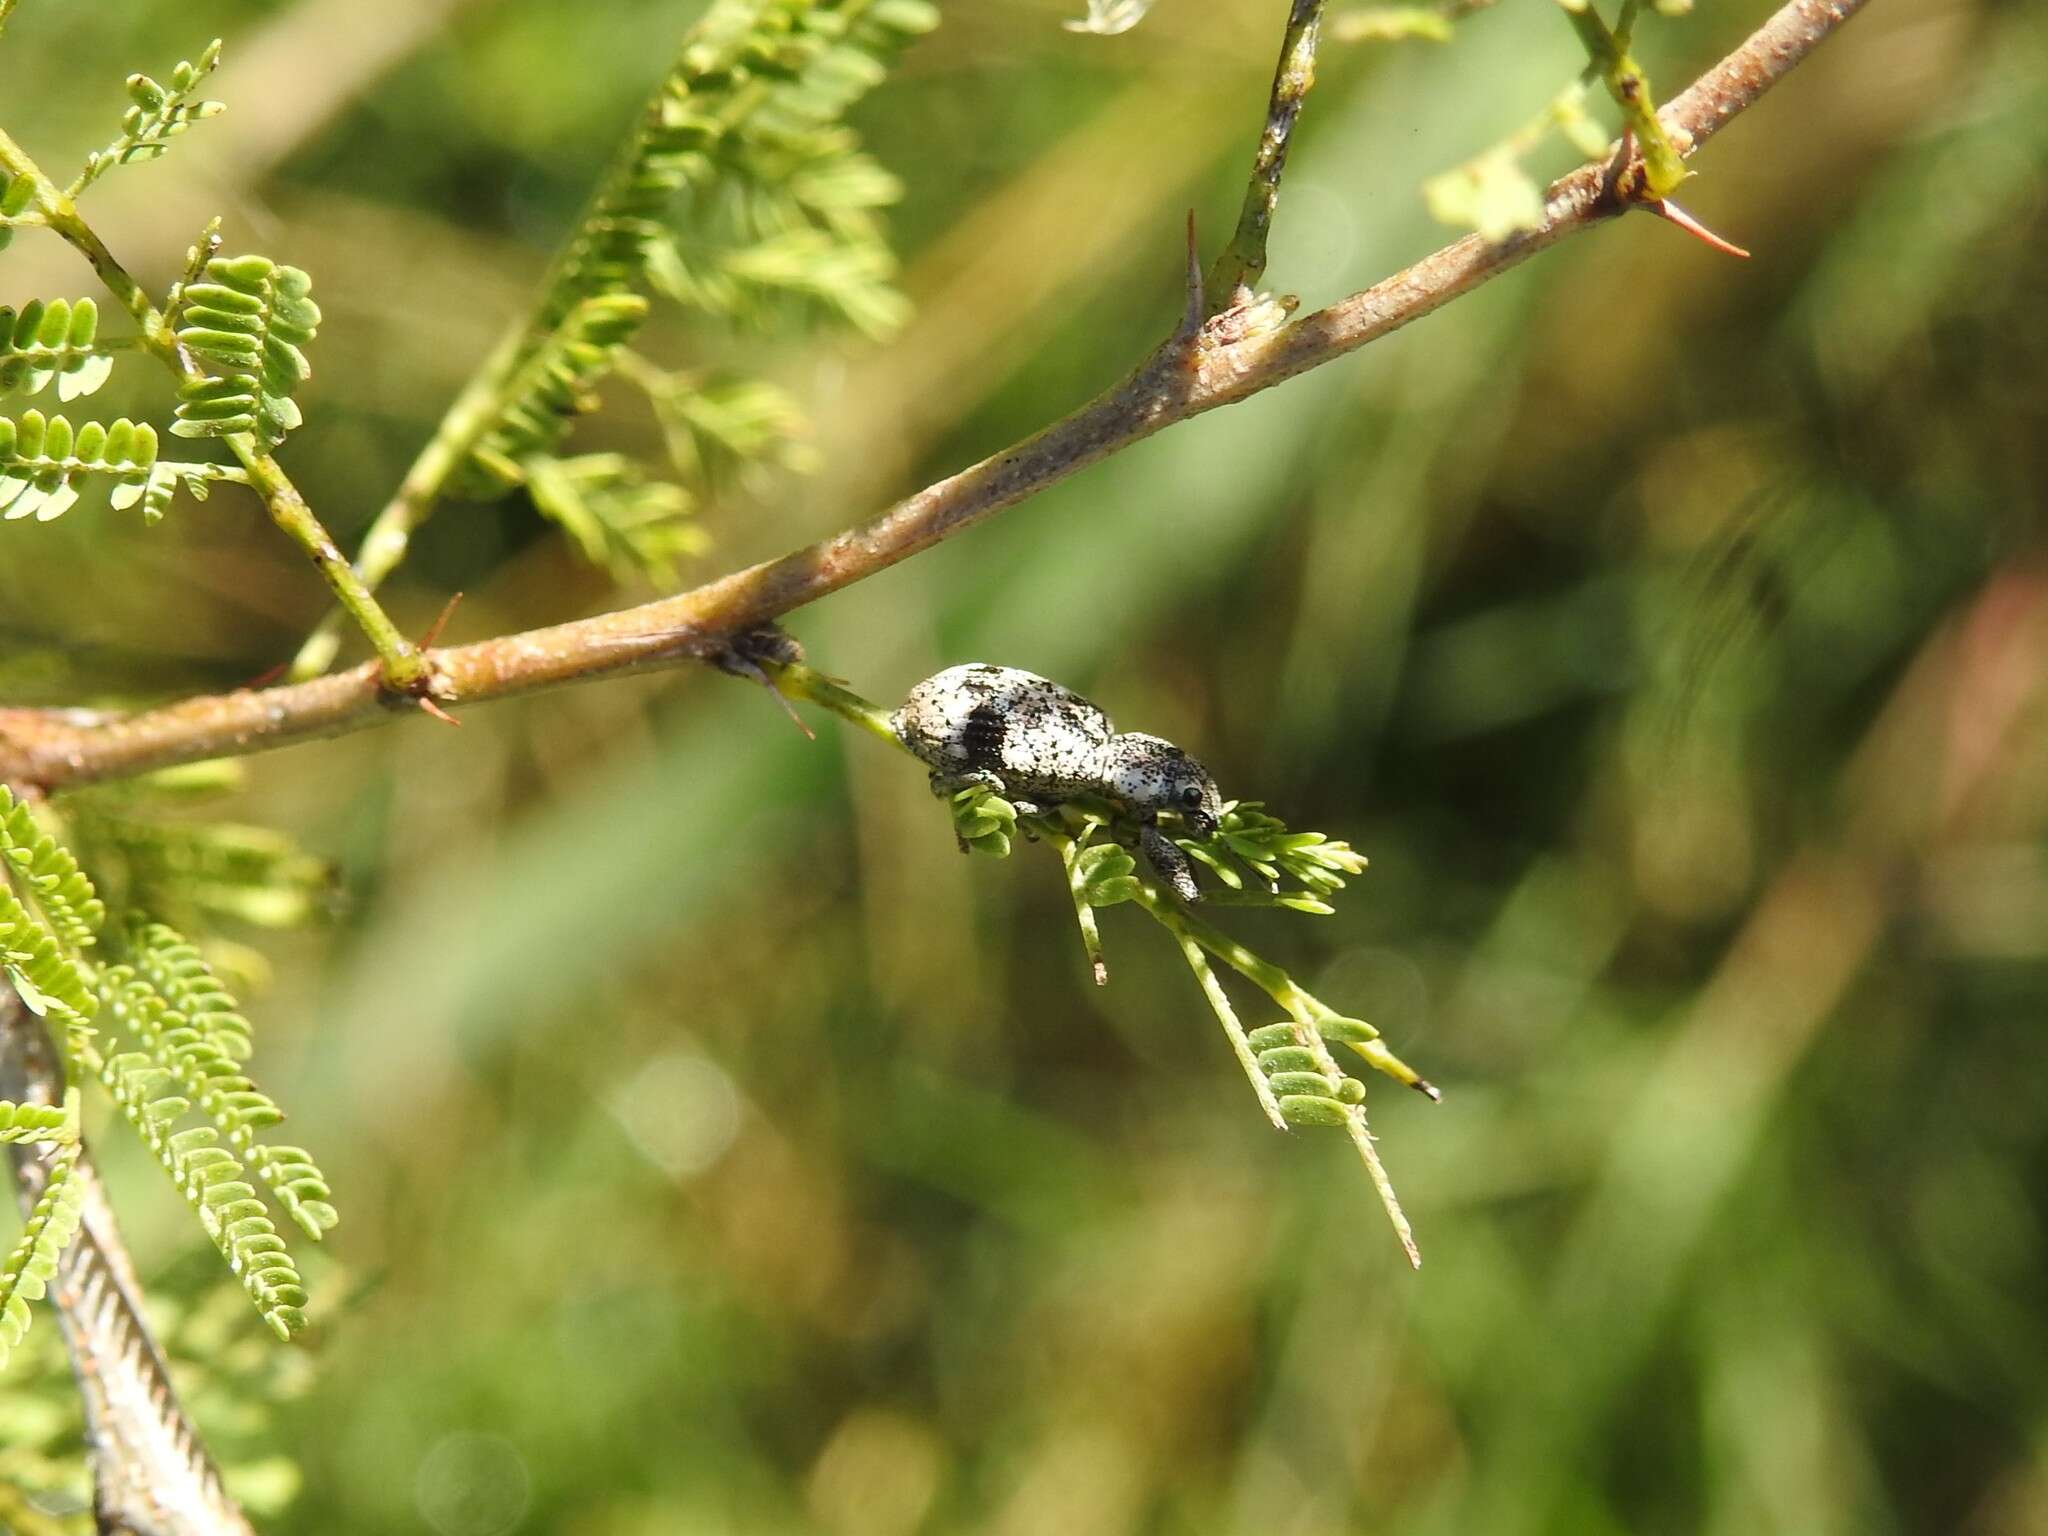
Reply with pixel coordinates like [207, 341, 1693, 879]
[108, 924, 337, 1241]
[1174, 801, 1368, 907]
[0, 411, 159, 524]
[539, 0, 936, 344]
[1071, 840, 1141, 908]
[458, 293, 649, 497]
[172, 255, 321, 451]
[92, 1038, 311, 1340]
[0, 786, 106, 947]
[0, 299, 118, 403]
[635, 366, 815, 491]
[60, 801, 333, 935]
[0, 1145, 85, 1373]
[947, 785, 1017, 858]
[0, 1090, 80, 1147]
[1424, 150, 1545, 241]
[525, 453, 707, 586]
[0, 411, 233, 526]
[447, 0, 933, 587]
[74, 39, 226, 194]
[0, 883, 98, 1031]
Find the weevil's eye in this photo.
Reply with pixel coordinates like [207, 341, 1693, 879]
[1180, 785, 1204, 809]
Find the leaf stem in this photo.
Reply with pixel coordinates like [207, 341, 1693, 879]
[1148, 893, 1291, 1131]
[1559, 0, 1687, 199]
[768, 661, 901, 748]
[1208, 0, 1327, 307]
[0, 126, 426, 689]
[1049, 832, 1114, 987]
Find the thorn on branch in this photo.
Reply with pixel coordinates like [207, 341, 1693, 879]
[1644, 197, 1751, 258]
[1600, 128, 1749, 259]
[419, 591, 465, 652]
[712, 624, 815, 739]
[417, 697, 461, 727]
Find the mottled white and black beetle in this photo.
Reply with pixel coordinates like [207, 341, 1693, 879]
[892, 664, 1224, 901]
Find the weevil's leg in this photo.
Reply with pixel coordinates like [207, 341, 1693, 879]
[928, 769, 1006, 799]
[1009, 798, 1051, 841]
[1140, 822, 1201, 903]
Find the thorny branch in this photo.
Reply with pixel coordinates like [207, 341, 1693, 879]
[0, 0, 1867, 795]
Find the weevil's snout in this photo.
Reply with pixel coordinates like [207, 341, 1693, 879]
[1180, 777, 1223, 835]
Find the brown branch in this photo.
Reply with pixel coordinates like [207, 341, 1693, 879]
[0, 0, 1866, 795]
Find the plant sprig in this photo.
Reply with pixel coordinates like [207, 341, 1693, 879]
[763, 652, 1437, 1265]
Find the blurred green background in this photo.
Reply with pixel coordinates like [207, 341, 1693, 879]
[5, 0, 2048, 1532]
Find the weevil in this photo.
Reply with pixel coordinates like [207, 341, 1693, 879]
[891, 664, 1224, 901]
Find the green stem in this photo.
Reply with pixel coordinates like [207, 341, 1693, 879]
[767, 661, 901, 748]
[1560, 0, 1686, 199]
[1134, 880, 1421, 1263]
[0, 126, 426, 689]
[1050, 833, 1113, 988]
[1137, 882, 1434, 1095]
[286, 334, 516, 679]
[1208, 0, 1326, 307]
[1171, 909, 1277, 1138]
[287, 3, 884, 681]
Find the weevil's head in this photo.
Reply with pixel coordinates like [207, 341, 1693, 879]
[1097, 732, 1224, 834]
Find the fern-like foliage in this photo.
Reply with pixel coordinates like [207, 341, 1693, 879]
[91, 1032, 311, 1341]
[62, 795, 332, 936]
[0, 1145, 84, 1374]
[458, 292, 725, 581]
[637, 365, 815, 490]
[1247, 1021, 1369, 1127]
[0, 790, 335, 1348]
[0, 880, 97, 1032]
[72, 40, 225, 195]
[0, 411, 163, 523]
[460, 292, 649, 494]
[1173, 801, 1369, 914]
[0, 787, 106, 947]
[0, 410, 238, 525]
[171, 254, 320, 451]
[0, 172, 38, 255]
[110, 926, 337, 1242]
[635, 0, 937, 338]
[0, 1089, 78, 1146]
[525, 453, 706, 584]
[445, 0, 934, 586]
[529, 0, 937, 341]
[0, 298, 117, 402]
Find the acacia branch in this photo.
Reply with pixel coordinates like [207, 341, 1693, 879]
[0, 0, 1866, 795]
